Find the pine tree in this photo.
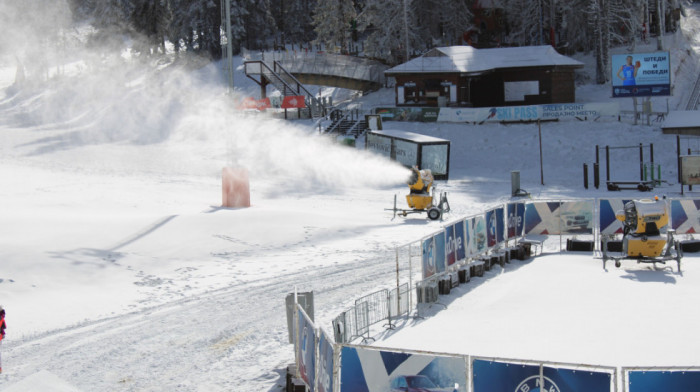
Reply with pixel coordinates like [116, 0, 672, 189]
[357, 0, 423, 64]
[243, 0, 276, 50]
[417, 0, 472, 46]
[312, 0, 357, 53]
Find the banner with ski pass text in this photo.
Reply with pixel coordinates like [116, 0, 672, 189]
[340, 346, 467, 392]
[670, 199, 700, 234]
[297, 306, 316, 391]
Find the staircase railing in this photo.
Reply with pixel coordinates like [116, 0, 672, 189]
[244, 60, 326, 118]
[274, 61, 325, 118]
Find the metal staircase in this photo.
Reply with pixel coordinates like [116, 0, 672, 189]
[244, 60, 326, 118]
[324, 108, 367, 137]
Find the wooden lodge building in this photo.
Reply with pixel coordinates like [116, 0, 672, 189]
[385, 45, 584, 108]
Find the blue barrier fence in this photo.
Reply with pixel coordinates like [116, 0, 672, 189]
[294, 198, 700, 392]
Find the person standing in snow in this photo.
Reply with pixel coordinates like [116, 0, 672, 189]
[0, 305, 5, 374]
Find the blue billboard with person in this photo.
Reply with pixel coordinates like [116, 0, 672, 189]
[612, 52, 671, 97]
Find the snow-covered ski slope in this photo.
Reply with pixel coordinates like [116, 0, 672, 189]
[1, 4, 700, 391]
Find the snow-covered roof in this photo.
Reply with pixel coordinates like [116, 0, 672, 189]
[370, 129, 449, 143]
[662, 111, 700, 129]
[386, 45, 584, 75]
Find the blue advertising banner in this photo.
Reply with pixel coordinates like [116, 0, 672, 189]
[422, 237, 436, 279]
[560, 200, 594, 234]
[340, 346, 466, 392]
[628, 369, 700, 391]
[297, 307, 316, 391]
[486, 208, 505, 248]
[434, 231, 446, 274]
[599, 199, 631, 235]
[474, 360, 612, 392]
[473, 359, 539, 392]
[465, 218, 475, 257]
[507, 203, 525, 239]
[472, 216, 487, 254]
[524, 202, 562, 235]
[454, 220, 467, 261]
[671, 199, 700, 234]
[612, 52, 671, 97]
[445, 225, 457, 267]
[317, 330, 334, 392]
[543, 366, 612, 391]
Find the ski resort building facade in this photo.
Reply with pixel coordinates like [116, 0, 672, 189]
[385, 45, 584, 108]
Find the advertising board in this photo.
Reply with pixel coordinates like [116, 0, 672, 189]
[611, 52, 671, 97]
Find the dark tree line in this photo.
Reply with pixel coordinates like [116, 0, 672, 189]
[65, 0, 686, 74]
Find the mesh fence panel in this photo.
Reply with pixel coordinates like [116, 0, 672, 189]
[355, 289, 389, 328]
[389, 283, 410, 318]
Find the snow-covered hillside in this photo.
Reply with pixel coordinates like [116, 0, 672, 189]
[1, 4, 700, 391]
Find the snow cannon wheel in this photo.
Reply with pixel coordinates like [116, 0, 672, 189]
[615, 260, 621, 268]
[427, 207, 441, 221]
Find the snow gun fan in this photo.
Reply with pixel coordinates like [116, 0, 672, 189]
[387, 166, 450, 221]
[602, 197, 682, 272]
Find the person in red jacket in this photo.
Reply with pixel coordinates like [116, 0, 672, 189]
[0, 305, 5, 374]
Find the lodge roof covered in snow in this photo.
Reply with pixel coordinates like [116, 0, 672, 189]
[385, 45, 584, 75]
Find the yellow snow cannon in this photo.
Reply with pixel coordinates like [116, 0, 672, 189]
[602, 197, 682, 271]
[388, 167, 449, 221]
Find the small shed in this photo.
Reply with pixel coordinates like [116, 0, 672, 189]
[365, 130, 450, 180]
[385, 45, 584, 108]
[661, 111, 700, 136]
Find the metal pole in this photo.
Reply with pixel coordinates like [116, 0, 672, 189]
[539, 120, 544, 185]
[223, 0, 234, 92]
[639, 143, 644, 181]
[583, 163, 589, 189]
[594, 163, 600, 189]
[689, 148, 693, 192]
[403, 0, 410, 62]
[606, 145, 610, 182]
[395, 247, 401, 316]
[678, 135, 683, 194]
[408, 243, 413, 313]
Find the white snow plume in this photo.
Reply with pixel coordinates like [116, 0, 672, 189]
[0, 1, 409, 193]
[213, 114, 411, 194]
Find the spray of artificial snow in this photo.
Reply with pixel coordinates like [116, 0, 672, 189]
[0, 0, 410, 194]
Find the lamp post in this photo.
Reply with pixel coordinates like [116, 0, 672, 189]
[403, 0, 410, 63]
[221, 0, 234, 92]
